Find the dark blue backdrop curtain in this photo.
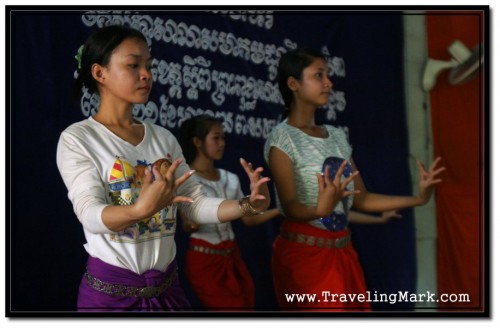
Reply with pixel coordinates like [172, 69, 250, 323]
[9, 9, 414, 312]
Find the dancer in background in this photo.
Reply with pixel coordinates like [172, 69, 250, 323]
[264, 47, 445, 311]
[179, 115, 280, 310]
[56, 25, 270, 311]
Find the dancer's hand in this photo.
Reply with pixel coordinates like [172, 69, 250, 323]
[134, 158, 195, 218]
[315, 160, 359, 218]
[416, 157, 446, 205]
[240, 158, 271, 213]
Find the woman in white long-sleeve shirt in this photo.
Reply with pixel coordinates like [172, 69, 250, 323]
[56, 25, 270, 312]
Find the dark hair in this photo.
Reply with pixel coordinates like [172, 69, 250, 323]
[179, 115, 223, 164]
[72, 25, 148, 102]
[277, 47, 326, 119]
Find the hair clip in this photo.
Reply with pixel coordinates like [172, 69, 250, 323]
[75, 44, 84, 70]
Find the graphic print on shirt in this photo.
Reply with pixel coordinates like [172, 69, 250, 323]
[108, 156, 176, 243]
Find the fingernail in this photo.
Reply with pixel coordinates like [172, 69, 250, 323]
[188, 170, 196, 175]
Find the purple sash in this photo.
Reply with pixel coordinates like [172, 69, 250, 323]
[77, 256, 191, 312]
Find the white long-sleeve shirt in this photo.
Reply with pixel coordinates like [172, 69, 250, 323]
[56, 117, 224, 274]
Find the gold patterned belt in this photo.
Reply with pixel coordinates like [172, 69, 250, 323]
[84, 269, 177, 298]
[279, 229, 351, 249]
[188, 244, 233, 256]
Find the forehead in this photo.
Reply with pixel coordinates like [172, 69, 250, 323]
[305, 57, 328, 70]
[208, 122, 224, 133]
[112, 38, 150, 58]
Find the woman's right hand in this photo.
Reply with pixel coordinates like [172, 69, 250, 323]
[133, 158, 195, 219]
[314, 160, 359, 218]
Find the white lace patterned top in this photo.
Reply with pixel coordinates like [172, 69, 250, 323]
[264, 120, 354, 230]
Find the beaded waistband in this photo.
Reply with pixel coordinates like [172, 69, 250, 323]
[84, 269, 177, 298]
[279, 229, 351, 248]
[188, 244, 234, 256]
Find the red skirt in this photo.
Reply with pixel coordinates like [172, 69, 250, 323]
[185, 238, 255, 311]
[272, 220, 371, 311]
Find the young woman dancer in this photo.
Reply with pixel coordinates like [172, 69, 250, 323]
[56, 25, 270, 311]
[264, 47, 445, 311]
[178, 115, 280, 310]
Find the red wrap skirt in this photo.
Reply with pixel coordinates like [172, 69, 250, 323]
[185, 238, 255, 311]
[272, 220, 371, 311]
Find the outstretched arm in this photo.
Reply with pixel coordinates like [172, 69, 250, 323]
[352, 157, 445, 213]
[242, 208, 281, 226]
[348, 210, 402, 224]
[216, 158, 271, 223]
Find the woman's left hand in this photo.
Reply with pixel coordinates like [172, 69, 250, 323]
[417, 157, 446, 204]
[240, 158, 271, 213]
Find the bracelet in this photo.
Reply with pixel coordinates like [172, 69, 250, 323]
[239, 196, 262, 216]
